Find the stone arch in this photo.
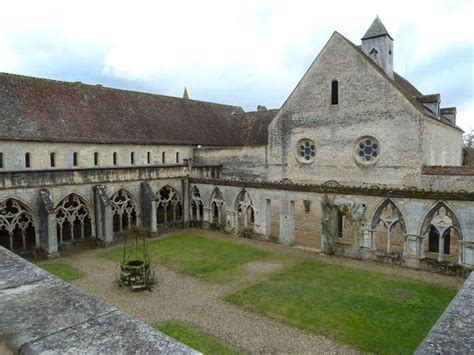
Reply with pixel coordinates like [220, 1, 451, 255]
[190, 186, 204, 222]
[371, 199, 406, 254]
[110, 188, 137, 234]
[156, 185, 182, 225]
[420, 201, 463, 263]
[209, 187, 225, 225]
[0, 198, 37, 253]
[234, 189, 255, 231]
[55, 193, 92, 245]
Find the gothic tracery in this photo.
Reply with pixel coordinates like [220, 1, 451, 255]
[0, 198, 36, 253]
[56, 194, 92, 244]
[111, 189, 137, 233]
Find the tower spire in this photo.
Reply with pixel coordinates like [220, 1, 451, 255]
[183, 87, 189, 100]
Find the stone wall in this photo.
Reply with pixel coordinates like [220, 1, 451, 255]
[0, 247, 197, 354]
[193, 146, 267, 180]
[0, 140, 193, 171]
[416, 271, 473, 354]
[422, 118, 463, 165]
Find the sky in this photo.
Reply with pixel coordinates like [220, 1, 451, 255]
[0, 0, 472, 133]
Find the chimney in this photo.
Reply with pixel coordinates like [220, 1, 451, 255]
[417, 94, 441, 117]
[361, 16, 394, 78]
[440, 107, 457, 125]
[257, 105, 267, 112]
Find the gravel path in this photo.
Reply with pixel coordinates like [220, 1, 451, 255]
[58, 248, 355, 354]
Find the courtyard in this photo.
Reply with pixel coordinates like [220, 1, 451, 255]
[37, 230, 462, 354]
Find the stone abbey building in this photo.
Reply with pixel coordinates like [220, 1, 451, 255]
[1, 18, 473, 273]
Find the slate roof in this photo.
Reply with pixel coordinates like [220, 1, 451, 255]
[361, 17, 393, 41]
[0, 73, 278, 146]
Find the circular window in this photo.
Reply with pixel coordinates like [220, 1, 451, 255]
[354, 136, 380, 164]
[296, 139, 316, 163]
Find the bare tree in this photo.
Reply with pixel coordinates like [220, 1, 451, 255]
[464, 128, 474, 148]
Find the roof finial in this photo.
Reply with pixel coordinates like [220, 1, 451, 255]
[183, 87, 189, 99]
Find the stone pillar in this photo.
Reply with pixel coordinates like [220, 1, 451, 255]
[140, 181, 158, 235]
[202, 208, 211, 229]
[182, 179, 190, 228]
[404, 234, 422, 268]
[94, 186, 113, 245]
[225, 210, 234, 234]
[265, 199, 272, 237]
[279, 197, 295, 245]
[38, 189, 59, 258]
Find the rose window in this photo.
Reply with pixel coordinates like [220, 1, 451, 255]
[355, 137, 380, 163]
[297, 139, 316, 163]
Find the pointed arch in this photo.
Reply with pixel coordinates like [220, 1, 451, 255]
[110, 188, 137, 234]
[420, 201, 463, 263]
[235, 189, 255, 230]
[55, 193, 92, 245]
[0, 198, 37, 253]
[371, 198, 406, 254]
[156, 185, 182, 225]
[190, 186, 204, 222]
[209, 186, 225, 225]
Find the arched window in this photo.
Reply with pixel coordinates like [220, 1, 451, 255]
[25, 152, 31, 168]
[156, 186, 181, 225]
[421, 203, 462, 263]
[111, 189, 137, 234]
[331, 80, 339, 105]
[235, 189, 254, 231]
[56, 194, 92, 245]
[371, 199, 406, 254]
[210, 187, 225, 225]
[0, 198, 36, 253]
[191, 186, 204, 222]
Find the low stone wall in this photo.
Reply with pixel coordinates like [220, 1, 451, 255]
[416, 271, 473, 354]
[0, 247, 198, 354]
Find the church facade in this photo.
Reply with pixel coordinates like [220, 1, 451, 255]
[1, 18, 473, 274]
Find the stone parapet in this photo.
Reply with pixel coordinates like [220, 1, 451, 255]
[416, 272, 473, 354]
[0, 247, 198, 354]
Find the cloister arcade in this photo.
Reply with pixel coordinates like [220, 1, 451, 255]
[0, 182, 471, 272]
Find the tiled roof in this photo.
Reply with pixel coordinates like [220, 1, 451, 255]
[0, 73, 278, 146]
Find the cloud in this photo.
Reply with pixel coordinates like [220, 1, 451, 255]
[0, 0, 472, 131]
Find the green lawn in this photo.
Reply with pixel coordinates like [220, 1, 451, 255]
[225, 260, 455, 354]
[101, 234, 268, 280]
[153, 321, 239, 354]
[38, 262, 82, 282]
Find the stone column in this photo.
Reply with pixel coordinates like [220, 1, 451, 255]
[94, 186, 113, 245]
[279, 197, 295, 245]
[202, 208, 211, 229]
[182, 179, 190, 228]
[38, 189, 59, 258]
[403, 234, 422, 269]
[265, 199, 272, 237]
[140, 181, 158, 236]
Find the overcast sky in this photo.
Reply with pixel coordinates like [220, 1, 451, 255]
[0, 0, 472, 132]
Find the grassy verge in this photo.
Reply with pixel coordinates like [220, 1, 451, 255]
[225, 260, 455, 354]
[153, 321, 239, 354]
[38, 262, 82, 282]
[101, 233, 268, 281]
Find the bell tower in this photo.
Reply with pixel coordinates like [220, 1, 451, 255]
[361, 17, 394, 78]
